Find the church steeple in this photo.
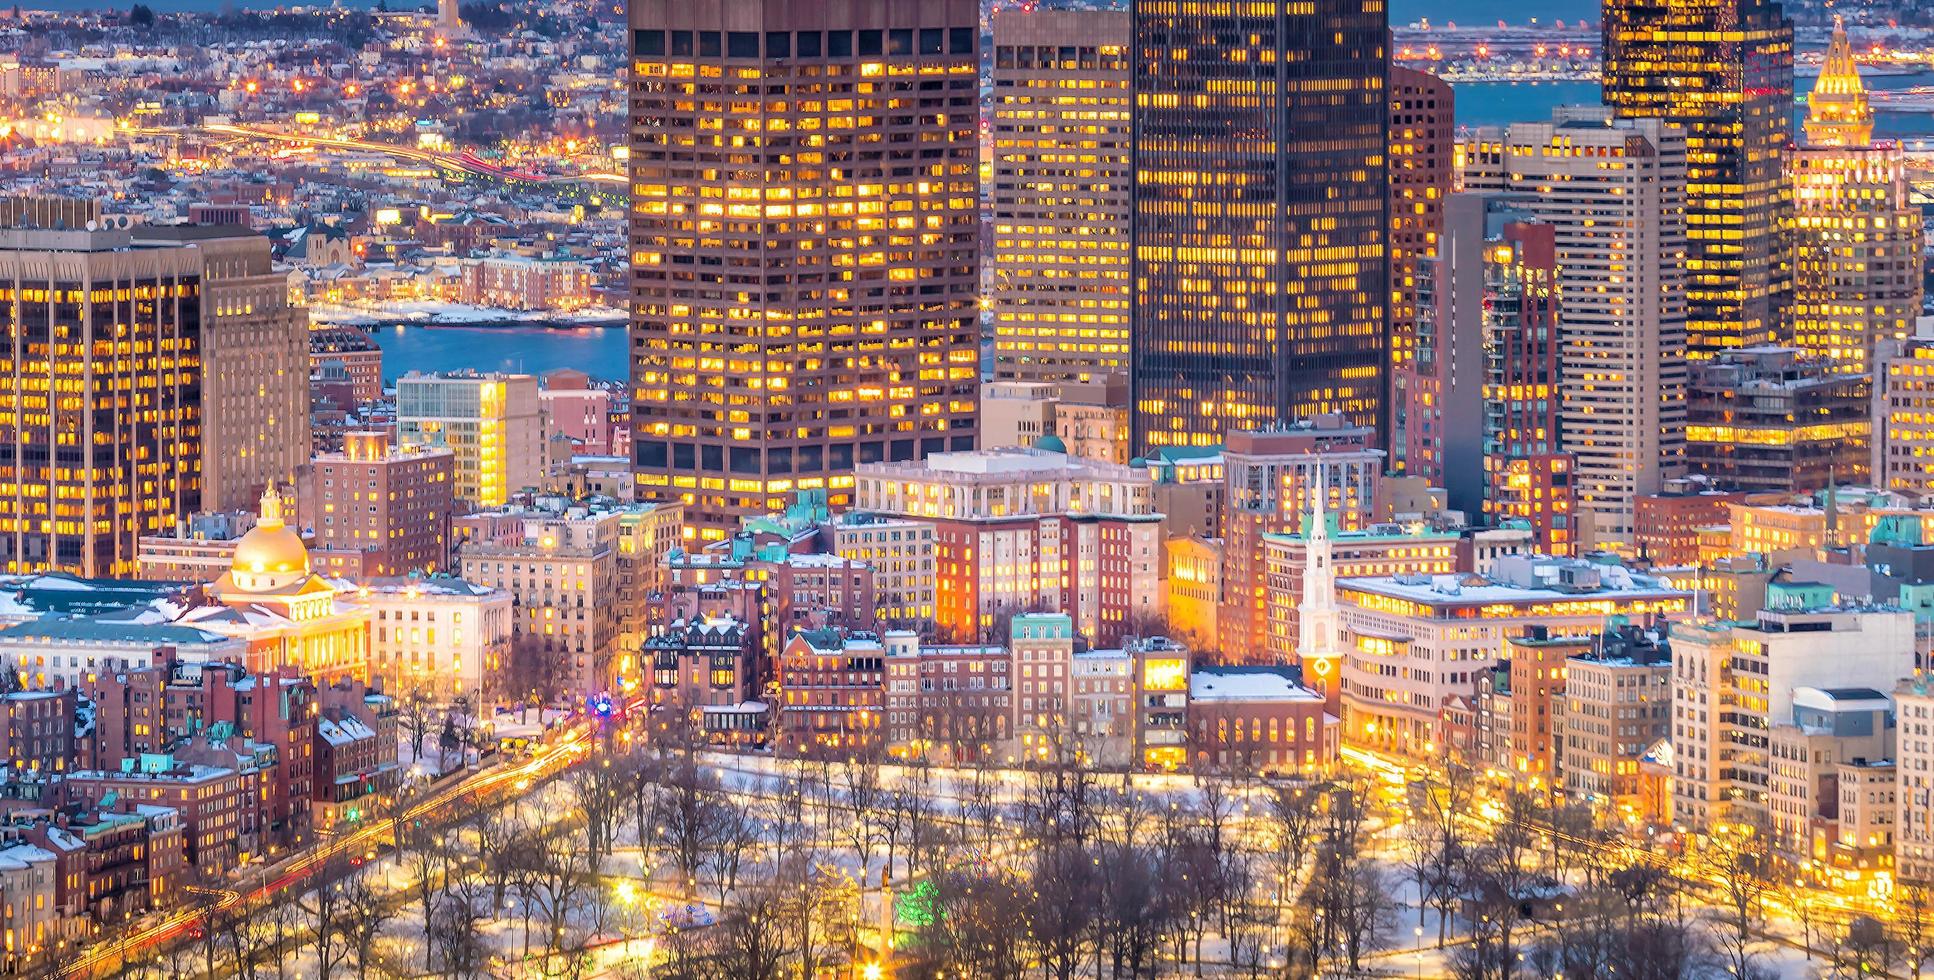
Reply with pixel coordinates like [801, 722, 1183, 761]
[1805, 16, 1874, 148]
[1298, 465, 1343, 704]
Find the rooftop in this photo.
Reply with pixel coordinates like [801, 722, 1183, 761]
[1189, 666, 1323, 703]
[1340, 558, 1688, 608]
[858, 447, 1148, 482]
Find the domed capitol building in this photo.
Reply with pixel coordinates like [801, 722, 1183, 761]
[173, 485, 370, 686]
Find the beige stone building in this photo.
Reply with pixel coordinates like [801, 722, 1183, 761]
[1559, 628, 1672, 814]
[1339, 556, 1689, 761]
[1873, 339, 1934, 495]
[134, 227, 310, 513]
[1462, 108, 1688, 550]
[979, 381, 1059, 451]
[1896, 678, 1934, 881]
[831, 513, 937, 630]
[459, 498, 681, 698]
[358, 577, 513, 704]
[988, 7, 1131, 384]
[1672, 600, 1914, 836]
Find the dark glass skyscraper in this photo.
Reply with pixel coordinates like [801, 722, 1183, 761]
[1603, 0, 1794, 361]
[1130, 0, 1390, 454]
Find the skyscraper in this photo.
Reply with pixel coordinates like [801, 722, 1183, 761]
[132, 226, 310, 513]
[1387, 68, 1455, 478]
[1417, 193, 1572, 554]
[1790, 18, 1923, 371]
[1463, 108, 1688, 550]
[627, 0, 982, 540]
[0, 227, 206, 577]
[1603, 0, 1794, 361]
[1131, 0, 1389, 453]
[988, 8, 1132, 386]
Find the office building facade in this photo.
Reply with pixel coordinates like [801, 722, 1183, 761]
[627, 0, 982, 540]
[1462, 109, 1688, 550]
[0, 229, 206, 577]
[988, 7, 1132, 385]
[1131, 0, 1390, 452]
[1603, 0, 1794, 361]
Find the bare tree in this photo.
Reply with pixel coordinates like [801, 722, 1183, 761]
[341, 866, 397, 980]
[572, 751, 630, 877]
[841, 745, 887, 887]
[1030, 842, 1100, 980]
[914, 864, 1030, 978]
[1095, 843, 1168, 979]
[522, 825, 592, 965]
[1263, 780, 1322, 948]
[703, 787, 762, 904]
[399, 688, 433, 763]
[399, 816, 451, 972]
[1700, 820, 1771, 980]
[428, 875, 492, 979]
[711, 870, 793, 980]
[1900, 879, 1934, 980]
[475, 803, 527, 911]
[1775, 874, 1823, 961]
[297, 852, 360, 978]
[1840, 914, 1898, 978]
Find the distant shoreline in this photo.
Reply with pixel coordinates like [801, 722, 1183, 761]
[310, 303, 626, 331]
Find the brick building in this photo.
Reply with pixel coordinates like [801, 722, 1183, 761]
[303, 430, 456, 577]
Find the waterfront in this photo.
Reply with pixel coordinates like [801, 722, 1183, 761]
[367, 324, 628, 383]
[1451, 70, 1934, 139]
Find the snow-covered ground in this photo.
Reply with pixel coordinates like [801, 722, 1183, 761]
[310, 300, 627, 328]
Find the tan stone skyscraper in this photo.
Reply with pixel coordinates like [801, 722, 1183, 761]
[1462, 109, 1689, 551]
[627, 0, 982, 541]
[988, 7, 1131, 386]
[134, 226, 310, 513]
[1790, 17, 1923, 371]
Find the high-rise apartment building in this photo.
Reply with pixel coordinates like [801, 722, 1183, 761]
[1131, 0, 1389, 452]
[1603, 0, 1794, 361]
[1791, 19, 1923, 371]
[1414, 193, 1567, 532]
[627, 0, 982, 540]
[1387, 67, 1455, 477]
[1462, 108, 1688, 550]
[395, 372, 545, 509]
[988, 8, 1131, 385]
[133, 227, 310, 513]
[1423, 197, 1574, 555]
[0, 228, 206, 577]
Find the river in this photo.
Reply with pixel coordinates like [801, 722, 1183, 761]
[368, 324, 629, 383]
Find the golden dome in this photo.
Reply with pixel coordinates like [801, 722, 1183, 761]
[230, 484, 310, 591]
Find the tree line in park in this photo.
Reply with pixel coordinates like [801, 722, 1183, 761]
[103, 720, 1934, 979]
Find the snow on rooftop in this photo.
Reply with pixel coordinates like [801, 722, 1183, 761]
[1189, 668, 1322, 703]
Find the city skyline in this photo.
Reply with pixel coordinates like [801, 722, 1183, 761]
[0, 0, 1931, 976]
